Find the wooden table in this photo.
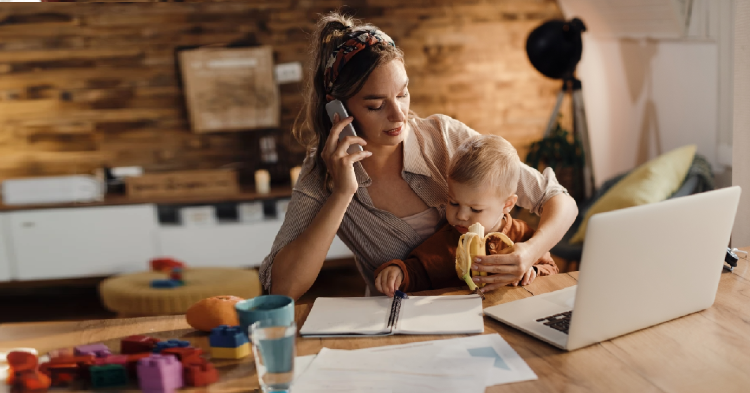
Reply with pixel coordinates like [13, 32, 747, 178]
[2, 247, 749, 392]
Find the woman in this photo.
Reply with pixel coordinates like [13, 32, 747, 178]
[260, 12, 577, 300]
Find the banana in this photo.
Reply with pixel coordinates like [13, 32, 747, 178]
[455, 222, 515, 291]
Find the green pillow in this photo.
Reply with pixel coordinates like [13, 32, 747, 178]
[570, 145, 697, 244]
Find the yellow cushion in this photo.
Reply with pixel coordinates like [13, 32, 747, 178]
[570, 145, 696, 244]
[99, 268, 262, 316]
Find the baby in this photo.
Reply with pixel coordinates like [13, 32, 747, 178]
[374, 134, 558, 296]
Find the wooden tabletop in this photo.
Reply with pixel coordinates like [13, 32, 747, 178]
[1, 247, 748, 392]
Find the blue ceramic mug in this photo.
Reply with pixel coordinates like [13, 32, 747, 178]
[234, 295, 295, 337]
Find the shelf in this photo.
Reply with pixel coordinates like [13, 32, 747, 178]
[0, 185, 293, 212]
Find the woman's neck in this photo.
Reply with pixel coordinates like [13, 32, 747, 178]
[360, 142, 403, 179]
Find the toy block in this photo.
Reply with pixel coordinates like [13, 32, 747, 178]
[150, 257, 185, 273]
[73, 344, 111, 358]
[183, 361, 218, 387]
[150, 279, 183, 289]
[5, 351, 37, 374]
[10, 370, 50, 392]
[40, 354, 96, 383]
[6, 352, 50, 392]
[123, 353, 152, 378]
[152, 340, 190, 353]
[1, 348, 37, 363]
[209, 325, 248, 348]
[169, 268, 183, 281]
[46, 355, 95, 365]
[136, 354, 183, 393]
[38, 363, 78, 387]
[160, 348, 203, 364]
[2, 348, 37, 385]
[45, 348, 73, 359]
[89, 364, 128, 388]
[39, 356, 92, 387]
[121, 335, 160, 354]
[209, 344, 250, 360]
[94, 355, 128, 367]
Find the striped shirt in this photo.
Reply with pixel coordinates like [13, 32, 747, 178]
[259, 114, 567, 293]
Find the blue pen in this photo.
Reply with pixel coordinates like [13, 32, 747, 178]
[394, 290, 409, 299]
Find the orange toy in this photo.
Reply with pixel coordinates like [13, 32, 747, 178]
[7, 351, 51, 392]
[185, 295, 244, 332]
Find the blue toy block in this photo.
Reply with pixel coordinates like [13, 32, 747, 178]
[150, 279, 184, 289]
[90, 364, 128, 388]
[209, 325, 248, 348]
[152, 340, 191, 353]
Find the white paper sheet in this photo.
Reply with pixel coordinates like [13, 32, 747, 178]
[299, 295, 484, 336]
[293, 347, 492, 393]
[358, 334, 537, 386]
[395, 295, 484, 334]
[300, 297, 392, 335]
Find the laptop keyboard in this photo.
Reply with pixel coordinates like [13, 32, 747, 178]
[536, 311, 572, 334]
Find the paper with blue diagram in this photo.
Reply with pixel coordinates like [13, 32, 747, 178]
[293, 334, 536, 392]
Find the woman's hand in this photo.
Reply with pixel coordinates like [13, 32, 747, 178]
[375, 266, 404, 297]
[321, 114, 372, 196]
[470, 241, 537, 292]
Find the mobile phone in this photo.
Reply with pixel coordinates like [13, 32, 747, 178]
[325, 100, 364, 155]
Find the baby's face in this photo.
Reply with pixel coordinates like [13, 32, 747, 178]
[446, 179, 511, 234]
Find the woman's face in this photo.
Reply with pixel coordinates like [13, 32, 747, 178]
[446, 178, 513, 235]
[344, 59, 410, 148]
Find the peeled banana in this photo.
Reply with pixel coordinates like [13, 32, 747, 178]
[455, 222, 514, 291]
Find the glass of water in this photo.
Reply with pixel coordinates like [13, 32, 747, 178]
[250, 320, 297, 393]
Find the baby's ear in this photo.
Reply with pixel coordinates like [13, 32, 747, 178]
[503, 194, 518, 214]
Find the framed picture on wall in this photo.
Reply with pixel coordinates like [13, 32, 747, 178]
[179, 46, 279, 133]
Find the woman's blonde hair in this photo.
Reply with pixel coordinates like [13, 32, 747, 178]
[293, 12, 405, 177]
[448, 135, 521, 199]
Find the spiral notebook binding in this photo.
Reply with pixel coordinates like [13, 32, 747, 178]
[387, 290, 409, 329]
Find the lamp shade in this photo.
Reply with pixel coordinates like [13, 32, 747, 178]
[526, 18, 586, 80]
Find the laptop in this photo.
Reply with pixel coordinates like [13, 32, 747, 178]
[483, 186, 741, 351]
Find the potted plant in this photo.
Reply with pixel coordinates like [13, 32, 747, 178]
[525, 119, 585, 202]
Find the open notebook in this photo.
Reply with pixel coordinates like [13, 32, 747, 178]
[299, 294, 484, 337]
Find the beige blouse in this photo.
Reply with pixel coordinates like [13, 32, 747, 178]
[259, 114, 567, 294]
[401, 207, 443, 243]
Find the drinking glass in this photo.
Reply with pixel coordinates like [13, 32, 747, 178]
[250, 320, 296, 393]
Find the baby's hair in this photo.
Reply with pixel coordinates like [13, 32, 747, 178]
[448, 134, 520, 199]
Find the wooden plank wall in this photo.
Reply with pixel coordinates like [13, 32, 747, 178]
[0, 1, 563, 185]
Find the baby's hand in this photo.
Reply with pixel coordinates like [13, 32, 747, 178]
[510, 266, 537, 287]
[375, 266, 404, 297]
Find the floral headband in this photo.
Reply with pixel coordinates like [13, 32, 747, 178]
[323, 29, 396, 94]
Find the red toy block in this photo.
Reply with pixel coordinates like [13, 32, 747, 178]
[7, 352, 50, 392]
[38, 363, 78, 387]
[47, 355, 95, 365]
[150, 257, 185, 273]
[183, 361, 218, 387]
[6, 351, 39, 384]
[121, 335, 160, 354]
[42, 354, 96, 382]
[93, 355, 128, 366]
[160, 347, 203, 364]
[11, 370, 51, 392]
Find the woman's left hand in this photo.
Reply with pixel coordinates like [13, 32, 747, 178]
[470, 241, 537, 292]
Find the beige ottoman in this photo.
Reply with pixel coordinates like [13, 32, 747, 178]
[99, 268, 262, 317]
